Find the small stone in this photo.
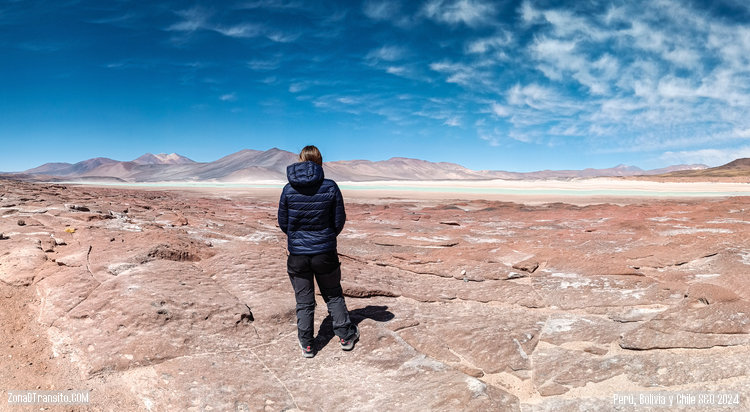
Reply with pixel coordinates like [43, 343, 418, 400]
[53, 237, 66, 246]
[108, 262, 138, 276]
[583, 346, 608, 355]
[17, 219, 26, 226]
[512, 259, 539, 274]
[65, 204, 90, 212]
[40, 239, 56, 253]
[538, 382, 569, 396]
[0, 233, 9, 240]
[440, 221, 460, 226]
[507, 272, 526, 280]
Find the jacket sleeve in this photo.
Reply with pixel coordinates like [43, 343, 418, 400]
[278, 187, 289, 234]
[333, 184, 346, 235]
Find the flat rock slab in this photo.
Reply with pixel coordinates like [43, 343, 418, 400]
[533, 345, 750, 394]
[388, 299, 545, 375]
[539, 314, 633, 347]
[251, 323, 520, 411]
[35, 266, 99, 325]
[532, 270, 681, 310]
[53, 260, 258, 376]
[122, 351, 298, 411]
[342, 262, 543, 307]
[620, 299, 750, 350]
[0, 240, 47, 286]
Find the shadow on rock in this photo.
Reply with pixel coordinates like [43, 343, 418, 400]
[315, 305, 394, 350]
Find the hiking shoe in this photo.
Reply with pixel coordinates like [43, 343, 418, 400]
[299, 342, 315, 358]
[340, 326, 360, 351]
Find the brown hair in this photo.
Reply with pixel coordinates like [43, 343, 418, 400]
[299, 145, 323, 165]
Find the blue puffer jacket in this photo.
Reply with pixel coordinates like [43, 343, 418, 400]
[278, 161, 346, 255]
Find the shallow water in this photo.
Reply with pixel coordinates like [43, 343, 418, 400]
[337, 184, 750, 197]
[55, 180, 750, 197]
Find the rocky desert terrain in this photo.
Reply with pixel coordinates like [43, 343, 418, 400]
[1, 179, 749, 411]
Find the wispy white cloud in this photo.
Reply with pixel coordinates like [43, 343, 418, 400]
[337, 96, 359, 105]
[266, 30, 301, 42]
[430, 60, 499, 91]
[490, 102, 511, 117]
[311, 92, 423, 126]
[414, 106, 464, 125]
[422, 0, 496, 27]
[289, 83, 306, 93]
[105, 59, 150, 70]
[87, 12, 138, 27]
[663, 48, 701, 69]
[219, 93, 237, 102]
[288, 78, 344, 95]
[466, 31, 513, 54]
[478, 131, 501, 146]
[312, 95, 362, 115]
[363, 0, 399, 20]
[102, 58, 209, 73]
[508, 130, 533, 143]
[238, 0, 306, 10]
[477, 127, 536, 145]
[362, 0, 413, 28]
[519, 1, 539, 23]
[166, 6, 209, 33]
[444, 116, 461, 127]
[166, 6, 296, 43]
[366, 45, 407, 62]
[386, 66, 407, 76]
[507, 83, 577, 113]
[247, 57, 281, 71]
[661, 146, 750, 166]
[213, 23, 263, 38]
[530, 36, 620, 95]
[16, 41, 66, 52]
[363, 45, 428, 80]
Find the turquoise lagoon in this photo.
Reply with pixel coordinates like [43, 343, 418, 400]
[57, 181, 750, 198]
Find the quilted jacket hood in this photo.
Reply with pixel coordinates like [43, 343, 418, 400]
[287, 161, 324, 188]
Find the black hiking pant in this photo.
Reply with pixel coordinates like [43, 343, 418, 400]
[287, 250, 356, 346]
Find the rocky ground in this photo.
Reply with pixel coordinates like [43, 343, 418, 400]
[1, 179, 749, 411]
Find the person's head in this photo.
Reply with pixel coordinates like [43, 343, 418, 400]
[299, 145, 323, 166]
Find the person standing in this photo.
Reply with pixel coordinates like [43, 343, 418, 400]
[277, 145, 359, 358]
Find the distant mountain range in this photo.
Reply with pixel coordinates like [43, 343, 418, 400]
[653, 158, 750, 178]
[3, 148, 729, 182]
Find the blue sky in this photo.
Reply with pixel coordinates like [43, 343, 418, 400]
[2, 0, 750, 172]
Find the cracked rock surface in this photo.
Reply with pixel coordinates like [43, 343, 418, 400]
[1, 179, 749, 411]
